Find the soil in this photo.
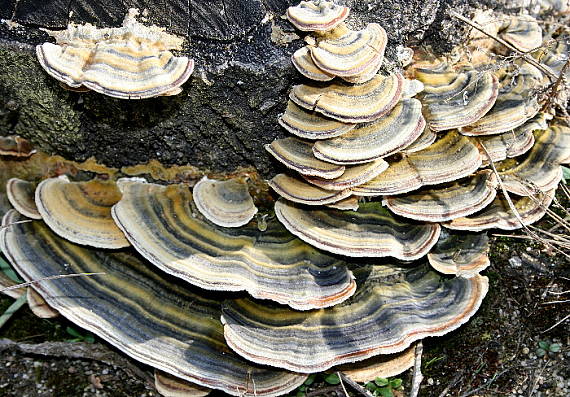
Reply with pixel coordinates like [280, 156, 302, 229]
[0, 188, 568, 397]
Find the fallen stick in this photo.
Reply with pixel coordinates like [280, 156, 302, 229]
[0, 338, 154, 386]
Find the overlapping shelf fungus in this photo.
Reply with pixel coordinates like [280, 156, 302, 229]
[1, 1, 569, 396]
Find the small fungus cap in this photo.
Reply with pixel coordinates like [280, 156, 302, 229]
[338, 345, 416, 382]
[0, 136, 36, 157]
[353, 131, 483, 196]
[499, 15, 543, 53]
[6, 178, 41, 219]
[154, 371, 211, 397]
[286, 1, 350, 32]
[418, 69, 499, 131]
[278, 101, 356, 140]
[308, 23, 387, 80]
[27, 287, 59, 319]
[36, 8, 194, 99]
[193, 177, 258, 228]
[384, 170, 499, 223]
[291, 47, 335, 81]
[428, 230, 490, 278]
[265, 137, 346, 179]
[274, 199, 441, 260]
[312, 99, 426, 165]
[302, 158, 388, 190]
[268, 174, 352, 205]
[35, 176, 129, 249]
[445, 189, 555, 231]
[499, 125, 570, 196]
[290, 72, 404, 123]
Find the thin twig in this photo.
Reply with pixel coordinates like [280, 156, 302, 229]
[0, 338, 154, 387]
[479, 141, 570, 259]
[410, 341, 423, 397]
[457, 367, 513, 397]
[450, 11, 558, 81]
[338, 372, 369, 397]
[337, 372, 350, 397]
[541, 313, 570, 333]
[0, 220, 32, 231]
[437, 370, 465, 397]
[541, 299, 570, 304]
[542, 58, 570, 112]
[306, 385, 343, 397]
[0, 272, 106, 293]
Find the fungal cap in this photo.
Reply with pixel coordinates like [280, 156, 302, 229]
[221, 265, 488, 372]
[419, 70, 499, 131]
[339, 345, 416, 382]
[265, 137, 345, 179]
[35, 176, 129, 249]
[291, 47, 335, 81]
[286, 1, 350, 32]
[312, 98, 426, 164]
[274, 199, 441, 260]
[308, 23, 387, 80]
[6, 178, 41, 219]
[290, 72, 404, 123]
[384, 170, 498, 223]
[112, 179, 356, 310]
[460, 66, 542, 136]
[499, 125, 570, 196]
[268, 173, 352, 205]
[303, 158, 389, 190]
[500, 15, 543, 52]
[27, 287, 59, 319]
[326, 196, 359, 211]
[401, 125, 437, 154]
[353, 131, 482, 196]
[476, 113, 549, 163]
[278, 101, 356, 140]
[445, 189, 555, 231]
[154, 371, 211, 397]
[36, 9, 194, 99]
[428, 230, 490, 278]
[193, 177, 258, 228]
[0, 136, 36, 157]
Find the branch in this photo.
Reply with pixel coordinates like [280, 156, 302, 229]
[0, 339, 154, 386]
[450, 11, 558, 81]
[409, 341, 424, 397]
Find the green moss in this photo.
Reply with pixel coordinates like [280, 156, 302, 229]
[0, 47, 82, 153]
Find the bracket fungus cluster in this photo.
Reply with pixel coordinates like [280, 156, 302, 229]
[36, 8, 194, 99]
[1, 1, 570, 395]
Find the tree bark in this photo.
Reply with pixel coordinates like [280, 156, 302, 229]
[0, 0, 501, 176]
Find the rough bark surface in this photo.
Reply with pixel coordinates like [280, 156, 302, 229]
[0, 0, 502, 176]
